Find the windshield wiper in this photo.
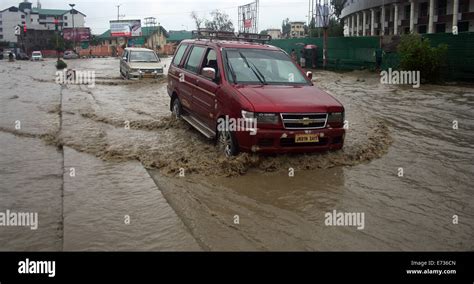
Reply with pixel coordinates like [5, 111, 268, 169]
[224, 51, 237, 83]
[238, 51, 267, 85]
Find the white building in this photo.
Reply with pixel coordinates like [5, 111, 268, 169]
[341, 0, 474, 36]
[266, 28, 282, 39]
[0, 0, 86, 43]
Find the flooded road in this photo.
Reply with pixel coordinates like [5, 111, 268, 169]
[0, 58, 472, 251]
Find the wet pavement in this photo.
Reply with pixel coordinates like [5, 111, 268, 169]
[0, 57, 472, 251]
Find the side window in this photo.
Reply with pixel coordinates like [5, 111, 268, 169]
[184, 46, 206, 73]
[123, 50, 128, 61]
[172, 44, 188, 66]
[201, 48, 219, 78]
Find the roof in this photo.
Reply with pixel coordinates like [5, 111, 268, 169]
[96, 26, 168, 40]
[168, 30, 193, 42]
[180, 39, 279, 50]
[31, 8, 86, 17]
[124, 47, 154, 51]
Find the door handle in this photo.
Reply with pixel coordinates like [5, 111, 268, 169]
[195, 80, 199, 85]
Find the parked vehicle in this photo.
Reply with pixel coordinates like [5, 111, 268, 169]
[31, 51, 43, 61]
[167, 30, 345, 157]
[63, 50, 79, 59]
[17, 51, 29, 60]
[120, 47, 164, 79]
[3, 49, 15, 60]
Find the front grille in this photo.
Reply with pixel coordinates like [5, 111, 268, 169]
[280, 137, 329, 147]
[280, 113, 327, 129]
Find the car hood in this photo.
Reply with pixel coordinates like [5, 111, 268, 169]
[235, 84, 344, 113]
[128, 62, 162, 69]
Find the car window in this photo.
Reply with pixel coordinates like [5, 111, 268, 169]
[130, 51, 158, 62]
[123, 51, 128, 60]
[201, 48, 219, 78]
[184, 46, 206, 73]
[225, 49, 309, 85]
[172, 44, 188, 66]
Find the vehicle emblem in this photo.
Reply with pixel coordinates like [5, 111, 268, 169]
[299, 117, 312, 125]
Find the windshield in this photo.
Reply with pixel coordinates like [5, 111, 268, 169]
[224, 49, 309, 85]
[32, 52, 41, 55]
[130, 51, 159, 62]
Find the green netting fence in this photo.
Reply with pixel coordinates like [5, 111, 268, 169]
[269, 36, 379, 70]
[269, 32, 474, 81]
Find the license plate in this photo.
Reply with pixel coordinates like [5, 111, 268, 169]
[143, 73, 155, 78]
[295, 134, 319, 143]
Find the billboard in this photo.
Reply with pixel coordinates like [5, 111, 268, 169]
[238, 1, 259, 33]
[63, 27, 91, 42]
[110, 20, 142, 37]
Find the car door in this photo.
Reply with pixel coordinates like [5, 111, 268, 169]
[194, 48, 220, 127]
[169, 44, 192, 111]
[180, 45, 207, 116]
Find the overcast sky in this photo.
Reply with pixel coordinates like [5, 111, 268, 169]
[2, 0, 310, 34]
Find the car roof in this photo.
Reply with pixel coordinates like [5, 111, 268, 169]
[125, 47, 154, 52]
[181, 39, 281, 51]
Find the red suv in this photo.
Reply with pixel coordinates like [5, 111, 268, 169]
[167, 31, 345, 156]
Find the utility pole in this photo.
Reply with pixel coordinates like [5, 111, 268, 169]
[116, 4, 121, 21]
[69, 3, 76, 53]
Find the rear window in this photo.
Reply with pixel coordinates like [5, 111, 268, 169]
[185, 46, 206, 73]
[172, 44, 188, 66]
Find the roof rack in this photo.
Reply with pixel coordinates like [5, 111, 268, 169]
[192, 29, 272, 43]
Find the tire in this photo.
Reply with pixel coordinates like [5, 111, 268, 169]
[217, 129, 239, 157]
[171, 97, 182, 119]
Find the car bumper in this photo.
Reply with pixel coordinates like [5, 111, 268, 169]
[236, 127, 345, 154]
[129, 71, 164, 79]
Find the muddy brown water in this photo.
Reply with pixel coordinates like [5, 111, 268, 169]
[0, 58, 472, 250]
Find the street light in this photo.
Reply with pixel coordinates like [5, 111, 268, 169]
[69, 3, 75, 53]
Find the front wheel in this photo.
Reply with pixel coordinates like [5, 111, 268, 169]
[171, 98, 182, 119]
[217, 129, 239, 157]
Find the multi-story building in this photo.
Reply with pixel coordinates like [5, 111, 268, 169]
[341, 0, 474, 36]
[0, 0, 86, 44]
[290, 21, 306, 38]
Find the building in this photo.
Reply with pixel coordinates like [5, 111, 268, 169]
[290, 21, 306, 38]
[0, 0, 86, 44]
[94, 26, 169, 56]
[341, 0, 474, 36]
[265, 28, 282, 39]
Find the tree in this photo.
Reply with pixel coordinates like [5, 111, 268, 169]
[331, 0, 348, 20]
[190, 11, 204, 30]
[398, 34, 448, 82]
[204, 10, 234, 32]
[281, 18, 291, 38]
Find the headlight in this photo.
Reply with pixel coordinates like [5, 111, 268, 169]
[327, 112, 344, 125]
[256, 113, 279, 125]
[241, 110, 255, 119]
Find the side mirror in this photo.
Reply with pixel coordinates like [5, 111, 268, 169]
[306, 71, 313, 80]
[122, 57, 127, 61]
[202, 67, 216, 81]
